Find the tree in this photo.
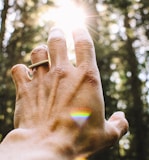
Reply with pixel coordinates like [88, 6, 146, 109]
[89, 0, 149, 159]
[0, 0, 9, 53]
[0, 0, 149, 159]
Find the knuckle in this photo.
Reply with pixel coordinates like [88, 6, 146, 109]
[31, 45, 47, 55]
[81, 66, 99, 87]
[119, 118, 129, 136]
[31, 46, 48, 63]
[11, 64, 26, 75]
[53, 66, 67, 78]
[48, 36, 66, 49]
[11, 64, 30, 83]
[86, 71, 98, 86]
[75, 39, 93, 50]
[110, 112, 129, 136]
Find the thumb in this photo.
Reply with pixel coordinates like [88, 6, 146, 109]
[107, 111, 129, 139]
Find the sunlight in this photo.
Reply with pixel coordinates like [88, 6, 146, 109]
[40, 0, 86, 32]
[39, 0, 87, 61]
[50, 0, 86, 32]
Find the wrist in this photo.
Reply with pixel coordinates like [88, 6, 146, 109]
[0, 129, 77, 160]
[1, 129, 31, 144]
[1, 128, 89, 160]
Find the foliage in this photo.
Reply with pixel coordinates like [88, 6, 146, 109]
[0, 0, 149, 159]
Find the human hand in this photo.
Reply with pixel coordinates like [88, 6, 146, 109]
[10, 27, 128, 159]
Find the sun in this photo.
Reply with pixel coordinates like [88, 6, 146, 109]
[39, 0, 87, 61]
[40, 0, 87, 32]
[53, 0, 86, 32]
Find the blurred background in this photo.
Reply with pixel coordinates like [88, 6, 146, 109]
[0, 0, 149, 159]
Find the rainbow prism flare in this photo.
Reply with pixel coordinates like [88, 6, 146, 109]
[70, 107, 92, 127]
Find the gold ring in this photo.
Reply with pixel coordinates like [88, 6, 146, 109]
[29, 60, 49, 69]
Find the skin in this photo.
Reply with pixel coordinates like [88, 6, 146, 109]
[0, 28, 128, 160]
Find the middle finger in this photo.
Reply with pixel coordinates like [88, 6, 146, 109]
[73, 28, 97, 67]
[47, 28, 69, 67]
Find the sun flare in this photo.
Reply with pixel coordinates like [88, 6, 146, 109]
[53, 3, 86, 32]
[39, 0, 87, 60]
[40, 0, 87, 32]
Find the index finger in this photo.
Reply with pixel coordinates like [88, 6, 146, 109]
[73, 28, 96, 67]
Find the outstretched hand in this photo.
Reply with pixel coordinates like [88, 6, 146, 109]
[8, 28, 128, 159]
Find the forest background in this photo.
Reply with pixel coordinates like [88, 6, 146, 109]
[0, 0, 149, 160]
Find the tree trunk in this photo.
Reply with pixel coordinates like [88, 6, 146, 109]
[124, 13, 147, 160]
[0, 0, 9, 53]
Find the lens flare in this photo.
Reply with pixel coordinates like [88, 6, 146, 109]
[39, 0, 87, 32]
[39, 0, 87, 60]
[70, 107, 92, 127]
[74, 156, 87, 160]
[52, 0, 86, 32]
